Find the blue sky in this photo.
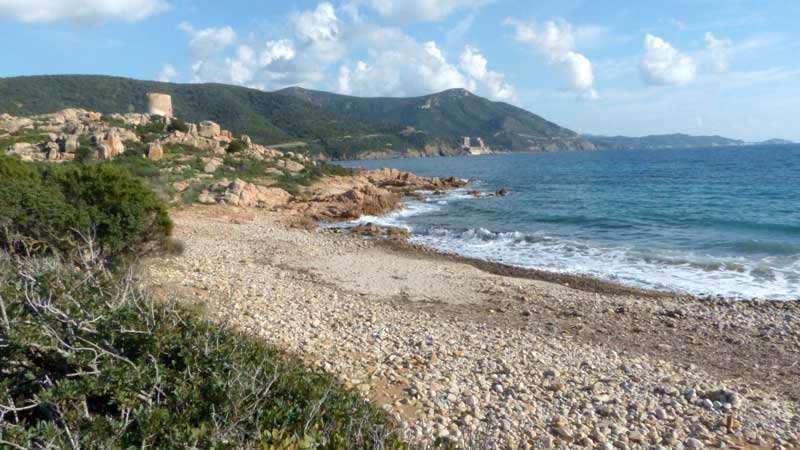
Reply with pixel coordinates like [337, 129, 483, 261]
[2, 0, 799, 141]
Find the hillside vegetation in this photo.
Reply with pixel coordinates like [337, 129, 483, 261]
[0, 75, 593, 159]
[0, 153, 409, 449]
[276, 86, 588, 152]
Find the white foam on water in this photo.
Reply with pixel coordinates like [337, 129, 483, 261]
[409, 226, 800, 300]
[329, 191, 800, 300]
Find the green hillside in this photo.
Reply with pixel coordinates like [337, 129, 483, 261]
[276, 86, 590, 151]
[0, 75, 593, 158]
[0, 75, 377, 147]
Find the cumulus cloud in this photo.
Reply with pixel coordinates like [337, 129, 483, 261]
[180, 1, 514, 100]
[184, 3, 341, 89]
[639, 34, 696, 86]
[506, 18, 598, 100]
[353, 0, 487, 22]
[157, 64, 178, 82]
[337, 38, 468, 97]
[0, 0, 169, 24]
[178, 22, 237, 57]
[459, 46, 516, 102]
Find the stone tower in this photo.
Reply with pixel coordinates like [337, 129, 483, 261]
[146, 93, 173, 118]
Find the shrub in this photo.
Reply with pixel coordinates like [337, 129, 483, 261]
[135, 121, 166, 135]
[167, 117, 190, 133]
[0, 155, 172, 263]
[0, 254, 405, 449]
[226, 139, 248, 154]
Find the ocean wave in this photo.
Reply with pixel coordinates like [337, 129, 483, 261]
[411, 226, 800, 300]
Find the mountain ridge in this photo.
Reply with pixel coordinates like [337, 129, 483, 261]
[0, 75, 592, 159]
[1, 75, 791, 159]
[585, 133, 794, 150]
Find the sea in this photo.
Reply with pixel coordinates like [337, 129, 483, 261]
[337, 145, 800, 300]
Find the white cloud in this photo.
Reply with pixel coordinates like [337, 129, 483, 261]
[459, 45, 516, 102]
[338, 38, 469, 97]
[179, 22, 237, 57]
[506, 18, 598, 100]
[180, 2, 513, 100]
[0, 0, 169, 24]
[157, 64, 178, 82]
[292, 2, 340, 43]
[639, 34, 696, 86]
[703, 32, 732, 73]
[353, 0, 487, 22]
[183, 3, 339, 89]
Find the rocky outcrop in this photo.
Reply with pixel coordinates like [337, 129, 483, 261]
[293, 184, 403, 222]
[147, 141, 164, 160]
[277, 159, 305, 172]
[198, 120, 221, 138]
[96, 131, 125, 159]
[198, 178, 292, 208]
[365, 167, 467, 193]
[0, 114, 34, 133]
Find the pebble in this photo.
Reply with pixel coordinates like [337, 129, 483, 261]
[146, 208, 800, 448]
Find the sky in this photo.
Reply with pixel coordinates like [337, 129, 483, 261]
[1, 0, 799, 141]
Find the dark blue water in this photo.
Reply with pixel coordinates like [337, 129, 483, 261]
[339, 146, 800, 300]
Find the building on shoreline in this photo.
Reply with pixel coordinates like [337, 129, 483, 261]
[462, 136, 491, 155]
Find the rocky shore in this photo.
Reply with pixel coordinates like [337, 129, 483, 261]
[145, 199, 800, 449]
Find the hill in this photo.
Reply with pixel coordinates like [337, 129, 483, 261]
[0, 75, 593, 159]
[586, 133, 795, 150]
[0, 75, 375, 151]
[277, 86, 593, 152]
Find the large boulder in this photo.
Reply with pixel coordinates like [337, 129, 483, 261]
[297, 184, 403, 221]
[147, 141, 164, 160]
[202, 157, 224, 173]
[59, 135, 80, 153]
[198, 120, 221, 138]
[277, 159, 305, 172]
[95, 131, 125, 158]
[7, 142, 38, 161]
[201, 179, 292, 208]
[0, 114, 33, 133]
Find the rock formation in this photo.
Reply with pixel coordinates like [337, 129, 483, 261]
[147, 141, 164, 160]
[197, 178, 292, 208]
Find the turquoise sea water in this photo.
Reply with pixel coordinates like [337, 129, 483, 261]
[339, 146, 800, 300]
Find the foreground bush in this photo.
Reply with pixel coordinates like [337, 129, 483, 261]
[0, 254, 405, 449]
[0, 155, 172, 263]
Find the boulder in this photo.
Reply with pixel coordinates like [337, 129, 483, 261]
[147, 141, 164, 160]
[197, 190, 217, 204]
[241, 135, 252, 147]
[202, 157, 223, 174]
[97, 144, 114, 159]
[202, 179, 293, 208]
[0, 115, 33, 133]
[198, 120, 221, 138]
[44, 142, 61, 160]
[97, 131, 124, 158]
[278, 159, 305, 172]
[60, 135, 80, 153]
[298, 184, 403, 221]
[7, 142, 38, 160]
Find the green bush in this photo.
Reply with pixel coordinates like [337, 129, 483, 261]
[226, 139, 248, 154]
[0, 155, 172, 263]
[168, 117, 190, 133]
[135, 120, 166, 135]
[0, 255, 405, 449]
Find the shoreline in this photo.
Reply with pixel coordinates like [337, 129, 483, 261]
[334, 207, 797, 304]
[146, 204, 800, 449]
[379, 231, 800, 304]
